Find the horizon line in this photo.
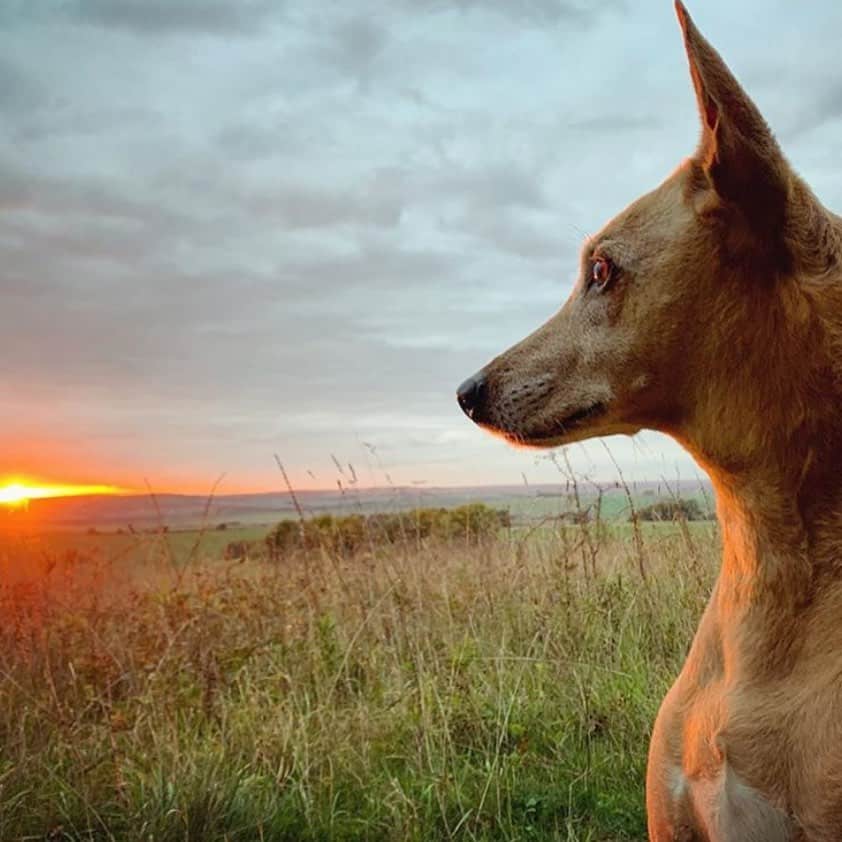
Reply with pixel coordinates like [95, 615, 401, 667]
[25, 477, 712, 502]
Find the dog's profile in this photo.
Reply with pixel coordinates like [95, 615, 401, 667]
[457, 3, 842, 840]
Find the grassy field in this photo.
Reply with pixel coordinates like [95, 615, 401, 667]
[0, 513, 716, 841]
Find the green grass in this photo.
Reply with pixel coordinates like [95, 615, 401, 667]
[0, 519, 716, 841]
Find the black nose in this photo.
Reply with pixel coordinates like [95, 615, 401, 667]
[456, 372, 488, 422]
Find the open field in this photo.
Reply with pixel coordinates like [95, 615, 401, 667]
[21, 518, 715, 572]
[0, 511, 716, 841]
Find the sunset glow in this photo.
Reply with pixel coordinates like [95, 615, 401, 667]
[0, 482, 123, 506]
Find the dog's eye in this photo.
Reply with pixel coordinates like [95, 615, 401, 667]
[590, 256, 614, 290]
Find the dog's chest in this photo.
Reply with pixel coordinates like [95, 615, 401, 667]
[649, 673, 799, 841]
[668, 763, 794, 841]
[652, 633, 842, 841]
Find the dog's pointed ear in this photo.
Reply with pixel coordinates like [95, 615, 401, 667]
[675, 2, 790, 234]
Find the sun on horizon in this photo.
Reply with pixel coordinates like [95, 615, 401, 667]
[0, 481, 124, 507]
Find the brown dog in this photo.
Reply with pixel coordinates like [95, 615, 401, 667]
[457, 4, 842, 840]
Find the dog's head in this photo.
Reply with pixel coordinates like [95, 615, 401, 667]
[457, 2, 813, 456]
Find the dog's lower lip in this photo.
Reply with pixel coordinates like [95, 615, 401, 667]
[521, 402, 608, 444]
[558, 402, 607, 429]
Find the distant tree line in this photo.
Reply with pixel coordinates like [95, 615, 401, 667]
[634, 498, 711, 523]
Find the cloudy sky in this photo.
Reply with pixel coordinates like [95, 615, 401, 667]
[3, 1, 842, 493]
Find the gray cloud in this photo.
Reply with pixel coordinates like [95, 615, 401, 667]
[0, 57, 50, 113]
[68, 0, 280, 36]
[325, 16, 389, 86]
[400, 0, 622, 26]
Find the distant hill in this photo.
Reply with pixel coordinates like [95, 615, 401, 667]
[8, 486, 517, 531]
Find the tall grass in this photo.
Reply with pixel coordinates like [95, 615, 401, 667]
[0, 515, 716, 841]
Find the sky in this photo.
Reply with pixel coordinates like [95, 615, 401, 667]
[3, 1, 842, 494]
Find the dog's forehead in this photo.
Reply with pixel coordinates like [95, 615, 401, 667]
[592, 169, 692, 268]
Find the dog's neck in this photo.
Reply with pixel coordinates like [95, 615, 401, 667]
[697, 459, 813, 676]
[670, 261, 842, 675]
[651, 438, 836, 684]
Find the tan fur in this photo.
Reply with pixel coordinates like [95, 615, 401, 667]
[457, 4, 842, 839]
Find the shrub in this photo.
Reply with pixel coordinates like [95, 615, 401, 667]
[636, 497, 709, 522]
[222, 540, 250, 560]
[265, 504, 508, 560]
